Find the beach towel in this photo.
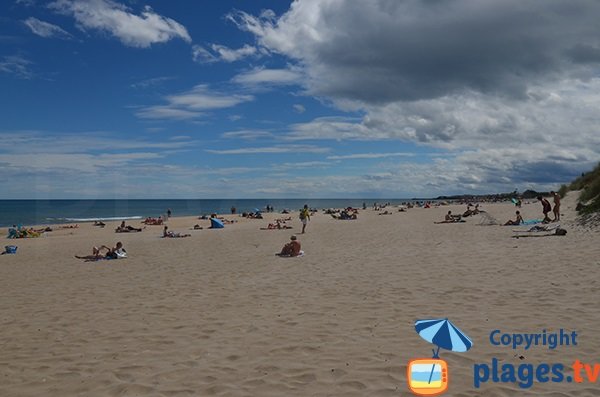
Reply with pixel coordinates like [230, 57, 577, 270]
[512, 224, 560, 233]
[210, 218, 224, 228]
[522, 219, 543, 225]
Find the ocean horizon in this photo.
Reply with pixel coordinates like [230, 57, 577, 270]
[0, 199, 418, 227]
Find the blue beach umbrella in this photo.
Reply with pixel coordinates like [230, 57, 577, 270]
[415, 318, 473, 384]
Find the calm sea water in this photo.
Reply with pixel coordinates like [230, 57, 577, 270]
[0, 199, 414, 227]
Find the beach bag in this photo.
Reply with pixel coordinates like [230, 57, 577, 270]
[4, 245, 17, 254]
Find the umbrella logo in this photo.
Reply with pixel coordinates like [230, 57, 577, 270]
[407, 318, 473, 396]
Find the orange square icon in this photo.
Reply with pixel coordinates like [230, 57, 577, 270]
[407, 358, 449, 396]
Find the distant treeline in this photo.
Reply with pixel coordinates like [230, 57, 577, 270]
[430, 189, 547, 202]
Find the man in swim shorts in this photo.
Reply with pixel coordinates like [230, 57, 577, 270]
[551, 191, 561, 221]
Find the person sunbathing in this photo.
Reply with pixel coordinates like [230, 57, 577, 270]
[143, 217, 163, 225]
[116, 221, 142, 233]
[504, 211, 524, 226]
[93, 221, 106, 227]
[76, 242, 127, 261]
[163, 226, 191, 238]
[262, 220, 293, 230]
[277, 235, 302, 257]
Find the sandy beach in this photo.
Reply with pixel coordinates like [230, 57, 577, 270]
[1, 194, 599, 396]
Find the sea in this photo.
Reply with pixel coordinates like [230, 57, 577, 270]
[0, 199, 416, 227]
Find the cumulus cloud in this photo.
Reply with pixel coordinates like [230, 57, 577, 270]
[192, 44, 258, 63]
[136, 84, 254, 120]
[231, 0, 600, 103]
[23, 17, 72, 39]
[49, 0, 191, 48]
[225, 0, 600, 190]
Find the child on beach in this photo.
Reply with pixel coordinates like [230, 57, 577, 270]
[504, 210, 524, 226]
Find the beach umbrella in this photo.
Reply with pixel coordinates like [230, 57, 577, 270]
[415, 318, 472, 384]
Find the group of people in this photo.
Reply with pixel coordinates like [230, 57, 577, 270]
[539, 192, 561, 223]
[503, 192, 560, 225]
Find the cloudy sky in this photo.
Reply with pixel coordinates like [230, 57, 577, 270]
[1, 0, 599, 198]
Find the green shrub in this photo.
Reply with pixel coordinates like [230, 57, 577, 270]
[573, 162, 600, 214]
[557, 184, 568, 198]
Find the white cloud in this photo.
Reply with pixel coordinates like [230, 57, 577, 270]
[327, 152, 415, 160]
[293, 104, 305, 113]
[136, 84, 254, 120]
[23, 17, 72, 39]
[221, 130, 274, 140]
[206, 145, 329, 155]
[0, 55, 34, 79]
[192, 44, 257, 63]
[232, 67, 302, 86]
[49, 0, 191, 48]
[224, 1, 600, 192]
[130, 76, 175, 89]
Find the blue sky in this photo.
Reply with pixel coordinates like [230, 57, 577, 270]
[1, 0, 599, 198]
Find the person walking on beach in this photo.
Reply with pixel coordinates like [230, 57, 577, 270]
[537, 196, 552, 223]
[299, 204, 310, 234]
[551, 191, 561, 221]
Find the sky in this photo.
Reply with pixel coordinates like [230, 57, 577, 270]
[1, 0, 600, 199]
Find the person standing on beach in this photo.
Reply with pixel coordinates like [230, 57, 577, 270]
[537, 196, 552, 223]
[167, 208, 172, 218]
[551, 191, 561, 221]
[300, 204, 310, 234]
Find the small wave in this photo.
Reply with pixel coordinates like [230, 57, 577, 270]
[47, 216, 143, 222]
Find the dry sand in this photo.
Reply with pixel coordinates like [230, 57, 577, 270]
[1, 193, 600, 396]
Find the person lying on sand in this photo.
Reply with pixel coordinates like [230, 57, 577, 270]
[378, 210, 392, 215]
[60, 224, 79, 229]
[277, 235, 302, 257]
[116, 221, 142, 233]
[93, 221, 106, 227]
[504, 210, 524, 226]
[163, 226, 191, 238]
[142, 217, 163, 225]
[261, 220, 293, 230]
[193, 224, 203, 230]
[76, 242, 126, 261]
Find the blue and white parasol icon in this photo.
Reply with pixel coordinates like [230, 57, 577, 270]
[415, 318, 473, 384]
